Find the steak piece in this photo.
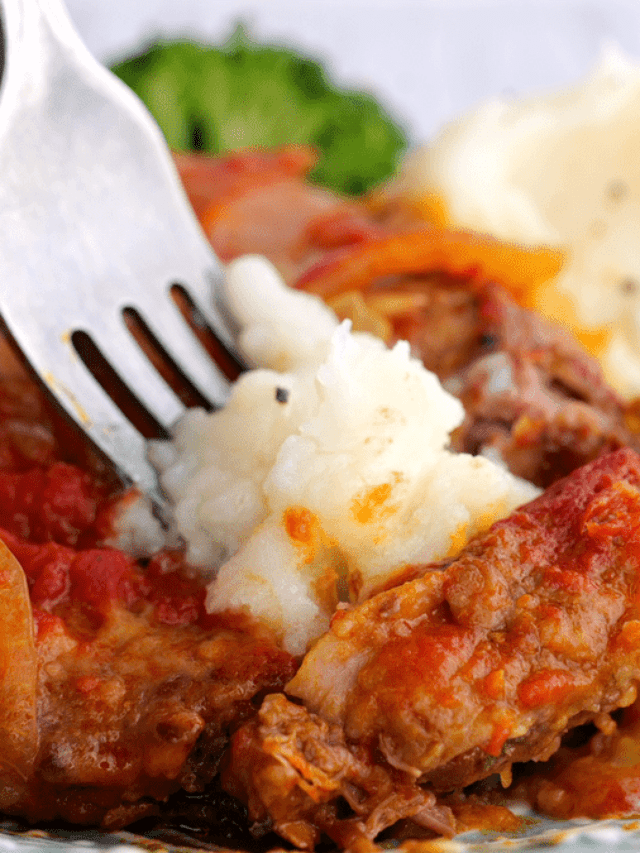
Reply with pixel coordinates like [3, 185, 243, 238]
[224, 692, 456, 850]
[396, 280, 640, 488]
[225, 449, 640, 847]
[173, 147, 345, 285]
[0, 325, 298, 832]
[7, 602, 296, 829]
[0, 531, 296, 829]
[512, 697, 640, 821]
[443, 285, 640, 488]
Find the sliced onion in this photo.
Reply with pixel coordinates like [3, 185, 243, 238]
[0, 539, 38, 808]
[296, 227, 563, 300]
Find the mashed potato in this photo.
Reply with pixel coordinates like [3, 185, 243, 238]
[390, 45, 640, 399]
[152, 256, 538, 655]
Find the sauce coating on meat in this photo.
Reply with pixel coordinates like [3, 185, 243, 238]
[225, 449, 640, 848]
[512, 698, 640, 820]
[0, 360, 296, 829]
[0, 528, 296, 828]
[3, 149, 640, 847]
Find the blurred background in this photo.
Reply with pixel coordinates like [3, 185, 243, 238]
[63, 0, 640, 142]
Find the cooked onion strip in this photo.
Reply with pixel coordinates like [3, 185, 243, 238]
[0, 540, 38, 808]
[174, 145, 318, 222]
[296, 227, 563, 300]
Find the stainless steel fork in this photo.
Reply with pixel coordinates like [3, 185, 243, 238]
[0, 0, 242, 506]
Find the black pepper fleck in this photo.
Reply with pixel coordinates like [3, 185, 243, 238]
[275, 387, 290, 404]
[479, 333, 498, 349]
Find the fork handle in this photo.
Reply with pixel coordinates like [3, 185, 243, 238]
[0, 0, 205, 508]
[0, 0, 170, 155]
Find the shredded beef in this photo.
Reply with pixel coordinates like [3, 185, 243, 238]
[392, 278, 640, 487]
[224, 693, 456, 850]
[0, 364, 296, 830]
[5, 587, 296, 828]
[225, 449, 640, 847]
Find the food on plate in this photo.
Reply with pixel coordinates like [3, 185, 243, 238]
[227, 448, 640, 847]
[0, 356, 295, 828]
[112, 29, 407, 195]
[516, 698, 640, 819]
[180, 146, 640, 489]
[155, 257, 537, 654]
[4, 33, 640, 853]
[387, 46, 640, 399]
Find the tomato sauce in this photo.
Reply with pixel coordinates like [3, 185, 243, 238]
[0, 364, 296, 830]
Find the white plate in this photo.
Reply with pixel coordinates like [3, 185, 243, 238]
[4, 815, 640, 853]
[7, 2, 640, 852]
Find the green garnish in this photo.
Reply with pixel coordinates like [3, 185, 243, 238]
[111, 27, 407, 195]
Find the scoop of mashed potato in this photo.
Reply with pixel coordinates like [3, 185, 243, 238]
[390, 45, 640, 399]
[152, 256, 538, 655]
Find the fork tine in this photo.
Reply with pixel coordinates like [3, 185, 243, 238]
[86, 322, 188, 430]
[125, 291, 234, 409]
[18, 330, 169, 501]
[175, 267, 240, 355]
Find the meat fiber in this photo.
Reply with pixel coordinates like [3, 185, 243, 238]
[225, 449, 640, 847]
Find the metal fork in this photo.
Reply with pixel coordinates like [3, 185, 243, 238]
[0, 0, 243, 506]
